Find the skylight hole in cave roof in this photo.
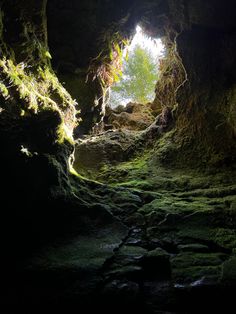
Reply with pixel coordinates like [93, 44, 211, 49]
[129, 25, 165, 60]
[109, 25, 166, 108]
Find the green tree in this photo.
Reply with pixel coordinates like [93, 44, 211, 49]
[109, 44, 157, 107]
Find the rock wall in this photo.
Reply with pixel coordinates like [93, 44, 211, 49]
[0, 0, 77, 253]
[173, 1, 236, 166]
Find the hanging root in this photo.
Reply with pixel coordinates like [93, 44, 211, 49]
[154, 26, 188, 112]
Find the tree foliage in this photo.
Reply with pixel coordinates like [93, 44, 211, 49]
[109, 44, 157, 107]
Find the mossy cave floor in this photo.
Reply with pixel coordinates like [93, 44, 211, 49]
[10, 143, 236, 313]
[80, 156, 236, 312]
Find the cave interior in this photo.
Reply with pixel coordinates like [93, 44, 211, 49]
[1, 0, 236, 313]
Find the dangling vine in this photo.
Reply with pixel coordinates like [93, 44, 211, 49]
[154, 26, 188, 111]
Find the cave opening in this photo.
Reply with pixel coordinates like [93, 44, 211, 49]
[72, 21, 187, 178]
[108, 25, 166, 108]
[89, 24, 169, 137]
[71, 14, 192, 180]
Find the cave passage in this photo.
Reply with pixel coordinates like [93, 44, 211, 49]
[1, 1, 236, 313]
[109, 25, 166, 108]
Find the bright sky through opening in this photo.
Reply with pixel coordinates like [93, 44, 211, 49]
[109, 25, 166, 107]
[125, 25, 165, 61]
